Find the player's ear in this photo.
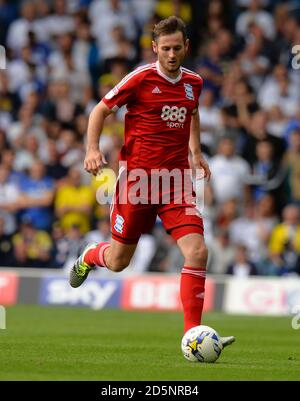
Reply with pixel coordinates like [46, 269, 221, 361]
[185, 39, 190, 53]
[152, 40, 157, 54]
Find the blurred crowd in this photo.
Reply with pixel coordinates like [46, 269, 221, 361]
[0, 0, 300, 276]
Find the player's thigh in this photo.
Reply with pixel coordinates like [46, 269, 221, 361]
[158, 205, 206, 267]
[109, 201, 157, 269]
[158, 205, 204, 240]
[111, 182, 157, 244]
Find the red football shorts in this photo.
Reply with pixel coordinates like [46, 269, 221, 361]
[110, 169, 204, 244]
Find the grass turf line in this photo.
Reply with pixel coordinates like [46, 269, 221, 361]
[0, 305, 299, 381]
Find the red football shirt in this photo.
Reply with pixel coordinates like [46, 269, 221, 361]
[102, 61, 203, 171]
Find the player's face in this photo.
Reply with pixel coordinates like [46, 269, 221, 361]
[152, 31, 189, 78]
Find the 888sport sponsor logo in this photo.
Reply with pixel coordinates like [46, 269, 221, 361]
[161, 105, 187, 128]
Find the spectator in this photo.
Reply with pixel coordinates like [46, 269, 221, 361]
[46, 0, 75, 38]
[266, 105, 288, 139]
[216, 29, 237, 63]
[0, 164, 21, 234]
[238, 36, 270, 91]
[12, 215, 52, 267]
[48, 31, 91, 103]
[128, 234, 156, 273]
[18, 159, 55, 231]
[149, 226, 184, 273]
[210, 137, 251, 204]
[255, 193, 278, 242]
[196, 38, 223, 100]
[6, 0, 43, 54]
[54, 166, 94, 234]
[88, 0, 137, 62]
[258, 64, 299, 116]
[6, 45, 44, 97]
[284, 128, 300, 203]
[53, 224, 85, 270]
[130, 0, 156, 29]
[50, 221, 67, 268]
[44, 139, 68, 181]
[198, 89, 223, 154]
[235, 0, 275, 41]
[207, 228, 235, 275]
[229, 195, 277, 264]
[276, 13, 300, 69]
[0, 129, 8, 154]
[6, 102, 45, 151]
[84, 217, 111, 245]
[0, 216, 14, 267]
[229, 202, 257, 252]
[268, 204, 300, 275]
[14, 133, 41, 171]
[72, 16, 100, 84]
[215, 198, 238, 231]
[0, 71, 20, 130]
[0, 0, 18, 45]
[221, 79, 259, 135]
[56, 128, 84, 168]
[154, 0, 192, 24]
[241, 110, 286, 166]
[247, 139, 286, 206]
[227, 244, 258, 276]
[41, 79, 83, 127]
[253, 193, 279, 275]
[0, 148, 26, 187]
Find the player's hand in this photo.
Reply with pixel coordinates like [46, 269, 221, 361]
[192, 154, 211, 182]
[84, 148, 107, 176]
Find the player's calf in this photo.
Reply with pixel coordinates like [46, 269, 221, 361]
[105, 253, 132, 272]
[84, 240, 135, 272]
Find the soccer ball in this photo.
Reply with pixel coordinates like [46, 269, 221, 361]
[181, 325, 223, 363]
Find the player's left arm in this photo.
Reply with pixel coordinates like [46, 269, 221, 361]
[189, 110, 211, 181]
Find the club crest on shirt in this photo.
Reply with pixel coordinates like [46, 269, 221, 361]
[114, 214, 124, 233]
[184, 83, 194, 100]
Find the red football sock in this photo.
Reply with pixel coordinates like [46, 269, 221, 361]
[180, 266, 206, 333]
[84, 242, 110, 267]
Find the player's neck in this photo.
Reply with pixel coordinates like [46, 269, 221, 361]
[157, 60, 182, 80]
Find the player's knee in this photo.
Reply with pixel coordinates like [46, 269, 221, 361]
[185, 243, 208, 267]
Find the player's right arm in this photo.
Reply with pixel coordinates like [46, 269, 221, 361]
[85, 66, 145, 175]
[84, 101, 111, 176]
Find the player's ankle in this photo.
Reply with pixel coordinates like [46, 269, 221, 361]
[84, 249, 96, 266]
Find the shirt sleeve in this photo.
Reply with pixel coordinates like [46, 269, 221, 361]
[190, 76, 203, 114]
[196, 76, 203, 108]
[102, 70, 142, 112]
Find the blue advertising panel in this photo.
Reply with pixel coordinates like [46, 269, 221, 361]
[39, 276, 122, 309]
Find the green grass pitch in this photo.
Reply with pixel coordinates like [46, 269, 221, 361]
[0, 305, 300, 381]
